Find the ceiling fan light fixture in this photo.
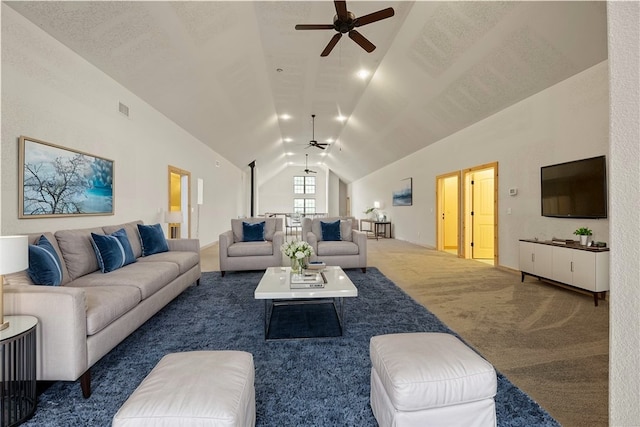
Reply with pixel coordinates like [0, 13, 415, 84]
[280, 114, 291, 120]
[337, 115, 347, 122]
[295, 1, 395, 57]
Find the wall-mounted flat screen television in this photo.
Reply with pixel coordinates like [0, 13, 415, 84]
[541, 155, 607, 218]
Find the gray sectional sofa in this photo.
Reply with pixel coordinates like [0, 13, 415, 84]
[4, 220, 201, 397]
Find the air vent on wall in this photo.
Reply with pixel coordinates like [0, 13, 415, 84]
[118, 102, 130, 118]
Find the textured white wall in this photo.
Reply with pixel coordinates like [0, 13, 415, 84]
[351, 61, 610, 270]
[608, 2, 640, 425]
[0, 6, 243, 246]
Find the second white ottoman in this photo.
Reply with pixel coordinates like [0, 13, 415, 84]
[370, 333, 497, 427]
[113, 350, 255, 427]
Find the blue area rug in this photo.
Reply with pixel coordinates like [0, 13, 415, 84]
[25, 268, 559, 426]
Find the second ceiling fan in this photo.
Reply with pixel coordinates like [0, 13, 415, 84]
[295, 0, 395, 57]
[305, 114, 328, 150]
[303, 154, 317, 174]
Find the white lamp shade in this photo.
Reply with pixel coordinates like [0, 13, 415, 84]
[164, 211, 183, 223]
[0, 235, 29, 275]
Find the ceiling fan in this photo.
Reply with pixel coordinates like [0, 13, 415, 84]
[304, 154, 317, 174]
[305, 114, 329, 150]
[295, 0, 395, 57]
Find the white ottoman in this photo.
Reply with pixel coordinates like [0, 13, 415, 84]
[113, 351, 255, 427]
[370, 333, 497, 427]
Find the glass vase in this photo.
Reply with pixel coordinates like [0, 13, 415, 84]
[290, 257, 304, 274]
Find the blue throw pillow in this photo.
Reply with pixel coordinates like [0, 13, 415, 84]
[321, 220, 341, 241]
[27, 235, 63, 286]
[243, 221, 265, 242]
[91, 229, 137, 273]
[137, 223, 169, 256]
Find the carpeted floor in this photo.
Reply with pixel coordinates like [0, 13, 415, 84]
[25, 268, 558, 426]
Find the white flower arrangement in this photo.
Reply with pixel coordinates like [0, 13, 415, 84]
[281, 240, 314, 259]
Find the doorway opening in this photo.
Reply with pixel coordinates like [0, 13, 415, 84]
[168, 166, 191, 239]
[462, 162, 498, 266]
[436, 171, 461, 257]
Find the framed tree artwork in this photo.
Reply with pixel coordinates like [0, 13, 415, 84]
[19, 136, 114, 218]
[392, 177, 413, 206]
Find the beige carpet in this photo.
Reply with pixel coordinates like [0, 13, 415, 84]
[201, 238, 608, 427]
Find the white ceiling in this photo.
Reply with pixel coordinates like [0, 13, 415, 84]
[5, 1, 608, 184]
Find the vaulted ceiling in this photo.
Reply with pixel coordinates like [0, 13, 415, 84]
[6, 1, 608, 184]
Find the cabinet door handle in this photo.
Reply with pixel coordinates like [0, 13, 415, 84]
[532, 253, 535, 262]
[571, 261, 573, 272]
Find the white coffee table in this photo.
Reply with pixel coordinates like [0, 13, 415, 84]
[254, 266, 358, 339]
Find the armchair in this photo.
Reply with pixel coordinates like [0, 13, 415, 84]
[302, 216, 366, 273]
[219, 218, 284, 276]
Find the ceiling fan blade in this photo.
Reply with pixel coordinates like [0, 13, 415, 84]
[295, 24, 334, 30]
[334, 0, 348, 22]
[321, 33, 342, 57]
[309, 170, 317, 174]
[349, 30, 376, 53]
[355, 7, 395, 27]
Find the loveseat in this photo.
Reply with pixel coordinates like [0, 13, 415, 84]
[302, 216, 367, 272]
[4, 220, 201, 398]
[218, 217, 284, 276]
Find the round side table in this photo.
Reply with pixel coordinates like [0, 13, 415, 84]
[0, 316, 37, 427]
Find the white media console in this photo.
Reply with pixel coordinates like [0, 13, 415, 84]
[519, 239, 609, 306]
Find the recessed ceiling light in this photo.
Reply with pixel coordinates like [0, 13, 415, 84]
[337, 115, 347, 123]
[283, 137, 293, 142]
[280, 114, 291, 120]
[285, 152, 294, 156]
[326, 138, 334, 143]
[356, 69, 370, 80]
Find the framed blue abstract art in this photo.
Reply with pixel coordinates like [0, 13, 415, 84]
[19, 136, 114, 218]
[392, 177, 412, 206]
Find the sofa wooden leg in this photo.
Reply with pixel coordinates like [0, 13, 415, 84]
[221, 271, 226, 277]
[81, 369, 91, 398]
[361, 267, 367, 273]
[196, 278, 200, 286]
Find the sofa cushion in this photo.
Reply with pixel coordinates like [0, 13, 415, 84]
[137, 251, 200, 275]
[340, 220, 353, 242]
[103, 221, 143, 259]
[242, 221, 265, 242]
[55, 227, 105, 280]
[90, 229, 137, 273]
[232, 218, 277, 242]
[317, 241, 359, 256]
[320, 220, 341, 241]
[27, 235, 63, 286]
[228, 242, 274, 257]
[82, 285, 142, 336]
[137, 224, 169, 256]
[68, 262, 180, 300]
[311, 217, 353, 242]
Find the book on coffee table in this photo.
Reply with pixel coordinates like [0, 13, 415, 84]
[289, 272, 326, 288]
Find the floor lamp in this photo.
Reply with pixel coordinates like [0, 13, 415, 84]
[0, 235, 28, 330]
[164, 211, 183, 239]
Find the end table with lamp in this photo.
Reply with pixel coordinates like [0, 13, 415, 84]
[0, 235, 38, 426]
[164, 210, 183, 239]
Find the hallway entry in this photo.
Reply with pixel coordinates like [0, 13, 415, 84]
[436, 172, 460, 257]
[168, 165, 191, 238]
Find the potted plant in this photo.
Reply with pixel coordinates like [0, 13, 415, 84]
[364, 207, 378, 220]
[573, 227, 593, 246]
